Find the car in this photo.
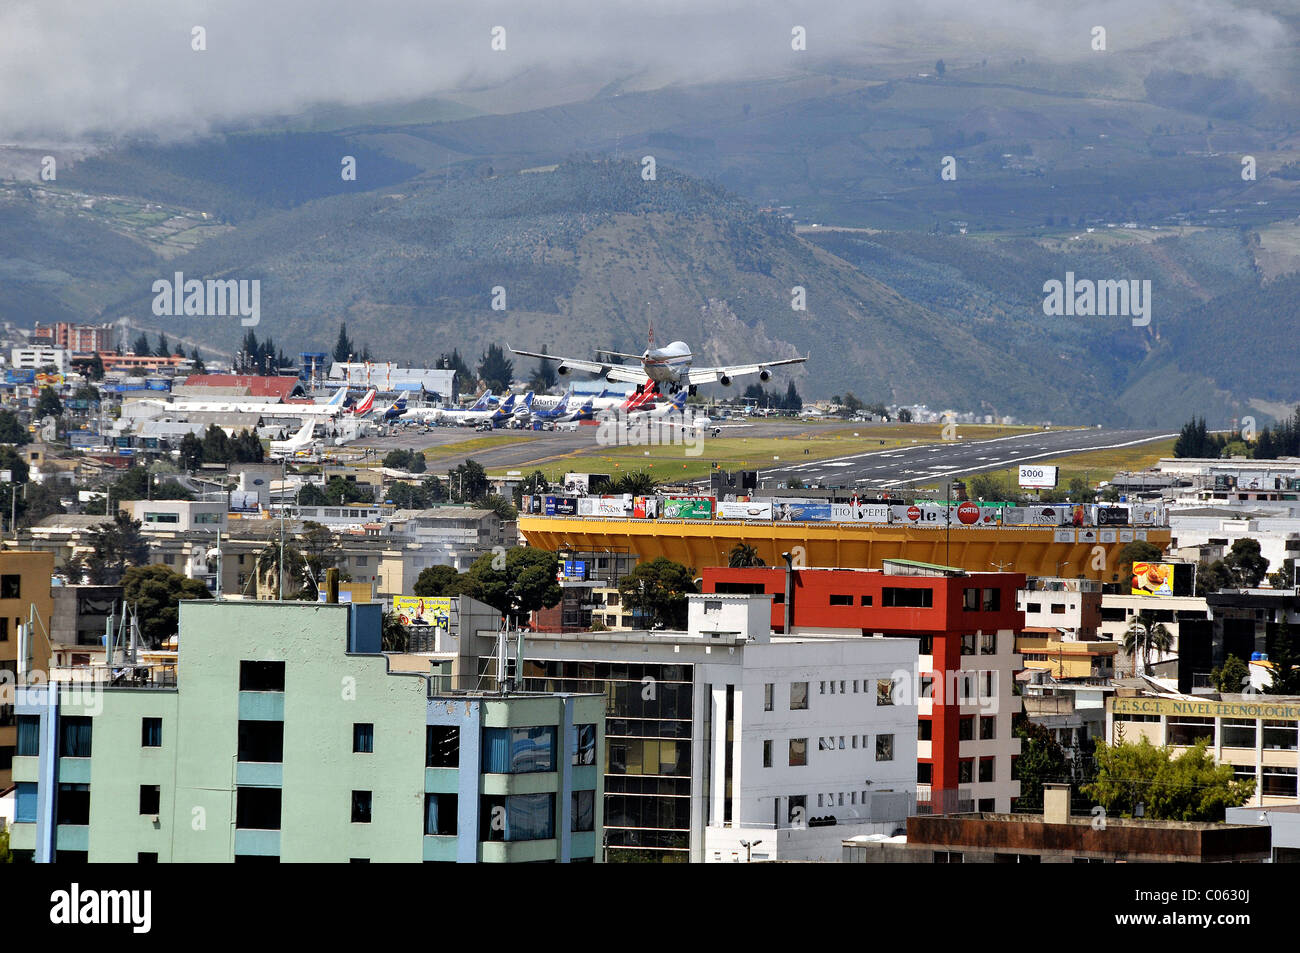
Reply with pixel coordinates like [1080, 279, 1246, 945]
[475, 422, 493, 432]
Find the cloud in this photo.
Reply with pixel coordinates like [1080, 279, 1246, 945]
[0, 0, 1289, 141]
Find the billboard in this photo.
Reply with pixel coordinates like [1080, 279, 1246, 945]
[1096, 506, 1129, 526]
[632, 496, 658, 519]
[830, 502, 891, 523]
[1003, 506, 1071, 526]
[1018, 465, 1059, 489]
[393, 596, 452, 629]
[1131, 562, 1175, 597]
[773, 499, 832, 522]
[594, 494, 632, 516]
[229, 490, 260, 515]
[561, 560, 588, 581]
[890, 503, 948, 525]
[1130, 504, 1164, 526]
[662, 496, 713, 520]
[718, 500, 774, 520]
[543, 495, 578, 516]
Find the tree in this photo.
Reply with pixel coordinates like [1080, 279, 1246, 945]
[254, 542, 309, 599]
[157, 332, 169, 358]
[448, 459, 489, 502]
[935, 58, 946, 76]
[784, 381, 803, 412]
[896, 407, 912, 423]
[1082, 738, 1253, 821]
[436, 349, 475, 399]
[1013, 719, 1069, 812]
[323, 477, 372, 505]
[1267, 559, 1295, 591]
[618, 558, 697, 629]
[608, 471, 657, 496]
[1116, 540, 1163, 581]
[121, 564, 211, 647]
[86, 353, 105, 381]
[1122, 611, 1174, 676]
[0, 410, 31, 445]
[1196, 559, 1235, 595]
[0, 446, 30, 485]
[1265, 622, 1300, 695]
[15, 481, 65, 527]
[190, 348, 206, 374]
[459, 547, 561, 626]
[481, 494, 517, 522]
[477, 344, 514, 393]
[1211, 654, 1250, 694]
[728, 542, 765, 567]
[298, 521, 342, 585]
[1223, 538, 1269, 588]
[413, 564, 463, 597]
[177, 432, 204, 471]
[297, 483, 329, 506]
[35, 386, 62, 418]
[333, 323, 354, 363]
[73, 382, 100, 404]
[83, 511, 150, 584]
[201, 424, 231, 464]
[530, 345, 558, 391]
[132, 334, 152, 357]
[381, 610, 408, 652]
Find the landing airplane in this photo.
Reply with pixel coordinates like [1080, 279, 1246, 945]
[509, 327, 807, 394]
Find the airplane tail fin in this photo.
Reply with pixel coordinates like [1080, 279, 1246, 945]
[327, 386, 347, 407]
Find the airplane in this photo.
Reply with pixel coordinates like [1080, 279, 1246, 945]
[626, 390, 690, 421]
[509, 326, 807, 394]
[402, 390, 492, 424]
[129, 385, 351, 419]
[269, 418, 319, 458]
[440, 392, 515, 427]
[530, 391, 598, 426]
[348, 388, 378, 418]
[378, 391, 409, 422]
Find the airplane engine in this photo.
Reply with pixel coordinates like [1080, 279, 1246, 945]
[758, 368, 772, 382]
[557, 364, 570, 376]
[719, 375, 732, 387]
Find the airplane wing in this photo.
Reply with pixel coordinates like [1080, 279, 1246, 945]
[686, 356, 808, 386]
[508, 344, 643, 383]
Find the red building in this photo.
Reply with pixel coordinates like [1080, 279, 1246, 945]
[703, 560, 1027, 812]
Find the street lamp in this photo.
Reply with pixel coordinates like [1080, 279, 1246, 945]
[739, 839, 762, 863]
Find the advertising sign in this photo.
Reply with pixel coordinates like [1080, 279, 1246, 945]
[562, 560, 588, 581]
[773, 499, 831, 522]
[1129, 504, 1163, 526]
[632, 496, 658, 519]
[594, 495, 632, 516]
[830, 502, 891, 523]
[718, 500, 775, 520]
[229, 490, 260, 514]
[543, 495, 578, 516]
[1131, 562, 1175, 597]
[662, 496, 713, 520]
[393, 596, 452, 629]
[1096, 506, 1129, 526]
[1018, 465, 1059, 488]
[890, 503, 947, 524]
[577, 498, 597, 516]
[956, 501, 980, 525]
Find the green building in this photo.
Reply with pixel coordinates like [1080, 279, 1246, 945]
[10, 600, 603, 862]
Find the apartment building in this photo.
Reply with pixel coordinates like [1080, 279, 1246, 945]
[466, 594, 918, 863]
[703, 561, 1025, 814]
[9, 599, 603, 862]
[0, 551, 54, 790]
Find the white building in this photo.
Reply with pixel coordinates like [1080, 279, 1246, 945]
[11, 346, 68, 372]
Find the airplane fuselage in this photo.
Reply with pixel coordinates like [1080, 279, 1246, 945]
[641, 341, 693, 384]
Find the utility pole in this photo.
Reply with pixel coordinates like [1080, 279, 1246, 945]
[279, 458, 286, 600]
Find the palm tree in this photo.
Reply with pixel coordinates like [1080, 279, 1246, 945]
[1122, 611, 1174, 676]
[252, 542, 310, 599]
[728, 542, 766, 568]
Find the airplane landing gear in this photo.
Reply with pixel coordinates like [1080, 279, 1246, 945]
[688, 384, 697, 397]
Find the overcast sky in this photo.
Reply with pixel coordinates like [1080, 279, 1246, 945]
[0, 0, 1290, 140]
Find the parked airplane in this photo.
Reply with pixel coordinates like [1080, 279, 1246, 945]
[402, 390, 492, 424]
[440, 392, 516, 427]
[509, 326, 806, 394]
[269, 418, 319, 458]
[378, 391, 409, 422]
[348, 388, 378, 417]
[133, 385, 350, 419]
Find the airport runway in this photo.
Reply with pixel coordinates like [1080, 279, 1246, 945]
[755, 427, 1175, 490]
[351, 421, 1174, 489]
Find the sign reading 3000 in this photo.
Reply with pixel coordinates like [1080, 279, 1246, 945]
[1018, 465, 1059, 489]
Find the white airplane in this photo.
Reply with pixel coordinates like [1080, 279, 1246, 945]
[509, 325, 807, 394]
[131, 385, 350, 419]
[269, 418, 319, 458]
[440, 392, 516, 427]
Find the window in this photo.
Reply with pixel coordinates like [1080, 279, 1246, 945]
[787, 795, 806, 825]
[1026, 602, 1042, 613]
[958, 717, 974, 741]
[961, 634, 976, 655]
[481, 726, 556, 774]
[979, 633, 996, 655]
[571, 723, 597, 766]
[934, 851, 964, 863]
[355, 556, 368, 567]
[142, 512, 180, 524]
[963, 588, 979, 611]
[351, 790, 373, 823]
[17, 715, 39, 756]
[918, 634, 933, 655]
[920, 675, 934, 698]
[979, 758, 995, 783]
[860, 595, 873, 606]
[237, 720, 284, 763]
[980, 716, 996, 740]
[15, 782, 37, 823]
[57, 783, 91, 825]
[139, 785, 160, 815]
[236, 787, 281, 830]
[1167, 717, 1214, 747]
[1050, 603, 1066, 615]
[239, 660, 285, 692]
[763, 740, 772, 767]
[789, 738, 807, 767]
[876, 678, 895, 706]
[426, 725, 459, 767]
[918, 719, 932, 741]
[1221, 718, 1256, 749]
[790, 682, 808, 710]
[353, 723, 374, 754]
[876, 735, 894, 762]
[0, 617, 6, 640]
[194, 513, 221, 524]
[762, 683, 774, 712]
[982, 588, 1001, 612]
[141, 717, 162, 747]
[59, 716, 92, 758]
[425, 793, 458, 835]
[138, 853, 158, 863]
[958, 760, 974, 784]
[829, 594, 853, 606]
[480, 793, 556, 842]
[882, 587, 932, 608]
[572, 790, 595, 833]
[1263, 720, 1298, 750]
[1, 574, 21, 599]
[1263, 766, 1298, 798]
[820, 681, 826, 694]
[918, 762, 932, 784]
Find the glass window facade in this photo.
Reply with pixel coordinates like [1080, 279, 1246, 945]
[480, 793, 556, 842]
[482, 726, 557, 774]
[59, 716, 92, 759]
[426, 725, 459, 768]
[518, 658, 693, 861]
[16, 714, 39, 756]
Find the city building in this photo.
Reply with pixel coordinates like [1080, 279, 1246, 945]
[703, 562, 1024, 814]
[30, 323, 114, 355]
[0, 551, 54, 790]
[1225, 804, 1300, 863]
[10, 347, 68, 373]
[1107, 691, 1300, 805]
[9, 599, 603, 862]
[456, 594, 919, 862]
[844, 784, 1270, 863]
